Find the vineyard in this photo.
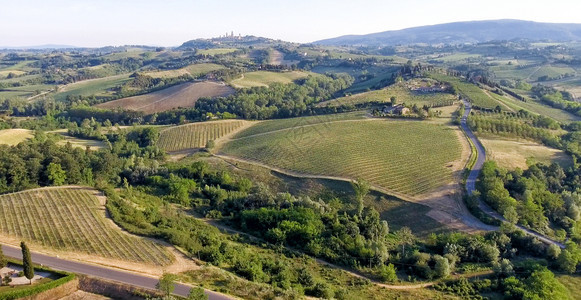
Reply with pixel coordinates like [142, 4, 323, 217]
[0, 187, 172, 265]
[429, 73, 505, 110]
[232, 111, 366, 139]
[144, 63, 225, 79]
[158, 120, 250, 152]
[318, 81, 458, 108]
[229, 71, 310, 88]
[221, 120, 463, 196]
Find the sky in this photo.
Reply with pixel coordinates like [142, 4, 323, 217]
[1, 0, 581, 47]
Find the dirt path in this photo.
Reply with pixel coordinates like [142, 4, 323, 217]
[214, 153, 495, 232]
[482, 89, 514, 112]
[526, 65, 543, 81]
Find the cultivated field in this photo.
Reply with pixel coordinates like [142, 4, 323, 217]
[485, 88, 581, 123]
[232, 111, 367, 139]
[430, 73, 506, 110]
[557, 275, 581, 300]
[96, 81, 234, 114]
[58, 136, 107, 150]
[221, 120, 462, 196]
[479, 136, 573, 170]
[0, 129, 34, 145]
[158, 120, 250, 152]
[0, 187, 172, 265]
[144, 63, 225, 79]
[230, 71, 310, 88]
[54, 74, 132, 102]
[318, 81, 457, 107]
[197, 48, 237, 56]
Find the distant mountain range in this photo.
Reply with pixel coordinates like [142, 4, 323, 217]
[314, 20, 581, 46]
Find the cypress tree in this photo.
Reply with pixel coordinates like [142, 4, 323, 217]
[21, 241, 34, 284]
[0, 245, 7, 269]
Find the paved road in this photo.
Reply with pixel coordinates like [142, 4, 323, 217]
[461, 100, 565, 249]
[1, 243, 232, 300]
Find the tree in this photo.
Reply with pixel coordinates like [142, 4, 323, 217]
[205, 140, 215, 152]
[557, 249, 578, 274]
[156, 273, 177, 296]
[21, 241, 34, 284]
[434, 256, 451, 278]
[378, 263, 397, 283]
[47, 162, 66, 186]
[0, 245, 6, 281]
[503, 206, 519, 224]
[188, 287, 208, 300]
[523, 268, 570, 300]
[0, 245, 6, 269]
[351, 179, 370, 217]
[546, 244, 561, 260]
[396, 227, 415, 255]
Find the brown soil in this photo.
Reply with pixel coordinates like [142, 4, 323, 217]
[96, 81, 234, 114]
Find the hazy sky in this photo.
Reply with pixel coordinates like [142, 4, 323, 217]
[2, 0, 581, 47]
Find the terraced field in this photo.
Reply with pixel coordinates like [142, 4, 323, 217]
[158, 120, 249, 152]
[230, 71, 310, 88]
[0, 187, 172, 265]
[221, 120, 462, 196]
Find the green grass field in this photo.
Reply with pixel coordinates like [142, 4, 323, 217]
[197, 48, 238, 56]
[158, 120, 249, 152]
[53, 74, 132, 101]
[144, 63, 225, 79]
[0, 187, 172, 265]
[222, 120, 462, 196]
[319, 82, 457, 107]
[344, 72, 396, 94]
[429, 73, 505, 110]
[485, 89, 581, 123]
[229, 71, 310, 88]
[0, 129, 34, 146]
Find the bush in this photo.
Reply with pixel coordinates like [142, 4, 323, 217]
[306, 282, 334, 299]
[378, 264, 397, 283]
[0, 273, 75, 300]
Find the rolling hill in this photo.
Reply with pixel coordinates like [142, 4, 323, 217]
[95, 81, 234, 114]
[314, 19, 581, 46]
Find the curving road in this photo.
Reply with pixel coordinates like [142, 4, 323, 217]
[0, 243, 232, 300]
[461, 100, 565, 249]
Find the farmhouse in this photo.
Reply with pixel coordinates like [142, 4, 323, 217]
[382, 104, 410, 115]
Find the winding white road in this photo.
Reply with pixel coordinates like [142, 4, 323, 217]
[461, 100, 565, 249]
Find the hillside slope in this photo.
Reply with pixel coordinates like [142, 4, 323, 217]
[314, 19, 581, 46]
